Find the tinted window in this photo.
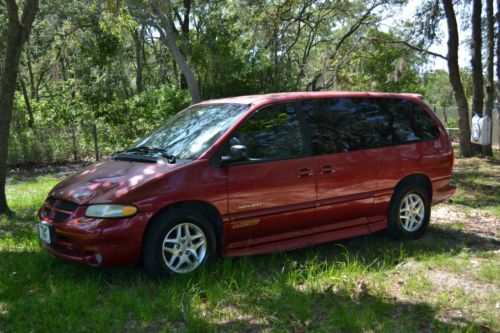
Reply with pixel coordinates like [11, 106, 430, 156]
[384, 99, 439, 143]
[228, 103, 305, 160]
[302, 98, 439, 155]
[301, 98, 387, 154]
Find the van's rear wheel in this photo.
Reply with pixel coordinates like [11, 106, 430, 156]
[387, 183, 430, 239]
[142, 208, 216, 278]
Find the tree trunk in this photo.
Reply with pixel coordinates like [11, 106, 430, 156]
[182, 0, 191, 40]
[151, 1, 201, 104]
[26, 46, 36, 100]
[484, 0, 494, 156]
[0, 0, 39, 215]
[19, 76, 34, 128]
[471, 0, 484, 117]
[496, 0, 500, 150]
[441, 0, 474, 157]
[132, 28, 144, 93]
[471, 0, 484, 155]
[179, 0, 191, 90]
[93, 123, 100, 162]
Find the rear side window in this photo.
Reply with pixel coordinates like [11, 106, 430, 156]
[383, 99, 439, 144]
[302, 98, 439, 155]
[229, 103, 305, 160]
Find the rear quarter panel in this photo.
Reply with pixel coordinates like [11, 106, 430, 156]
[374, 99, 454, 215]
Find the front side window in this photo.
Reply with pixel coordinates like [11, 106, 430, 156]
[226, 103, 306, 161]
[134, 103, 249, 159]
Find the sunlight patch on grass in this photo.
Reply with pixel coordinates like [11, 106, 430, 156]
[6, 176, 58, 218]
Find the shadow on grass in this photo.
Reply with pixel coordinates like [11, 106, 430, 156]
[0, 256, 490, 332]
[451, 156, 500, 209]
[0, 224, 497, 332]
[198, 287, 485, 332]
[277, 225, 500, 274]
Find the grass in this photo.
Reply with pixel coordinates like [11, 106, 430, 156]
[450, 152, 500, 218]
[1, 154, 499, 332]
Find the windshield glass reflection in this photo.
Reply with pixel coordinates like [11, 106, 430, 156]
[135, 103, 249, 159]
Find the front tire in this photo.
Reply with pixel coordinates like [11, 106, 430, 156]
[387, 182, 430, 239]
[142, 208, 216, 278]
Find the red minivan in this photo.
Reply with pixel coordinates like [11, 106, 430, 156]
[38, 92, 455, 277]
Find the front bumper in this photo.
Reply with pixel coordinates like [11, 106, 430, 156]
[39, 211, 155, 267]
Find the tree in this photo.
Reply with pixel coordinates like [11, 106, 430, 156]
[132, 27, 145, 93]
[0, 0, 39, 215]
[441, 0, 474, 157]
[496, 0, 500, 150]
[470, 0, 484, 155]
[484, 0, 494, 156]
[471, 0, 484, 117]
[150, 0, 201, 103]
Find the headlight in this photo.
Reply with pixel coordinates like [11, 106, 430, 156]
[85, 204, 137, 218]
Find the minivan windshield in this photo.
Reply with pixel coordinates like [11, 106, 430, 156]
[133, 103, 249, 160]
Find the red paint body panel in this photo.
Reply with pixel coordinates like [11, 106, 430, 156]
[225, 156, 316, 244]
[38, 91, 455, 267]
[40, 210, 155, 266]
[314, 149, 384, 226]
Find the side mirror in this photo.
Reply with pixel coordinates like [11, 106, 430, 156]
[221, 145, 248, 163]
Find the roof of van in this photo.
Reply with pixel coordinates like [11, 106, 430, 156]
[198, 91, 424, 106]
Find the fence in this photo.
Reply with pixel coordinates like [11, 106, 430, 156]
[8, 124, 145, 166]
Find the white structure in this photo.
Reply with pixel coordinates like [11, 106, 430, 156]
[471, 114, 492, 145]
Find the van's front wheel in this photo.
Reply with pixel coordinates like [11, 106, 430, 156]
[142, 209, 216, 278]
[387, 184, 430, 239]
[161, 222, 208, 274]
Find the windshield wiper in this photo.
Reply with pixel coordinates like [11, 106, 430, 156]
[114, 145, 176, 163]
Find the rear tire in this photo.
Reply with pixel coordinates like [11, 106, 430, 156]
[387, 182, 430, 240]
[142, 208, 216, 278]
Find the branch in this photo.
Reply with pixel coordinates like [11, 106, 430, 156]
[364, 37, 448, 60]
[330, 0, 383, 60]
[20, 0, 39, 44]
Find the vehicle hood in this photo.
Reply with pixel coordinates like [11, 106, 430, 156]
[49, 159, 186, 205]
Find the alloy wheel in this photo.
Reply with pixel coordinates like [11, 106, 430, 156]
[161, 222, 207, 273]
[399, 193, 425, 232]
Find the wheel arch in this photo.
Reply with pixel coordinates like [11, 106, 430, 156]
[142, 200, 224, 255]
[394, 173, 433, 201]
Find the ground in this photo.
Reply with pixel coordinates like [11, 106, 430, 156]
[0, 153, 499, 332]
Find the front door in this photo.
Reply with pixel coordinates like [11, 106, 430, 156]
[221, 102, 317, 253]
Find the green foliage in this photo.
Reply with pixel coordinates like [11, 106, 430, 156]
[422, 69, 473, 108]
[8, 85, 190, 165]
[337, 29, 426, 93]
[4, 0, 467, 165]
[98, 85, 191, 147]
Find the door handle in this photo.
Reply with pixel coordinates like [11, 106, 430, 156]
[320, 165, 334, 174]
[296, 167, 314, 178]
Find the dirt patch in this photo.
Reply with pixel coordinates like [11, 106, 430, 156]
[203, 303, 271, 332]
[388, 258, 500, 330]
[425, 269, 498, 297]
[432, 204, 499, 239]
